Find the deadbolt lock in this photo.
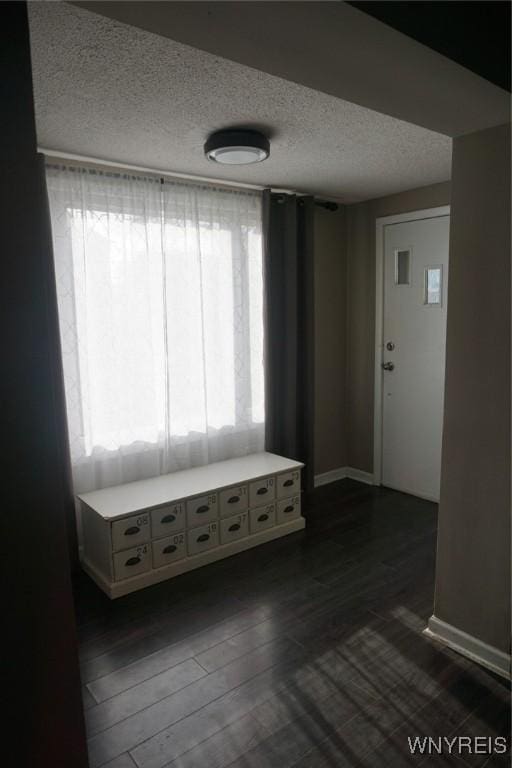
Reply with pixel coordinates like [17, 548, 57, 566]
[386, 342, 395, 351]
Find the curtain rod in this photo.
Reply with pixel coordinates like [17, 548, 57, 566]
[39, 147, 340, 209]
[39, 147, 282, 193]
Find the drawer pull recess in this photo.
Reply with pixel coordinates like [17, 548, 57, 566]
[196, 505, 210, 514]
[228, 523, 240, 532]
[197, 533, 210, 543]
[283, 479, 294, 487]
[161, 514, 176, 524]
[163, 544, 177, 554]
[228, 495, 240, 504]
[124, 526, 140, 536]
[257, 513, 269, 522]
[125, 556, 141, 566]
[283, 505, 295, 514]
[256, 487, 268, 496]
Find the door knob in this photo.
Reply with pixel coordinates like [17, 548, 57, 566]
[382, 362, 395, 371]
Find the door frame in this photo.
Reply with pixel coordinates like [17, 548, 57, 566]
[373, 206, 450, 486]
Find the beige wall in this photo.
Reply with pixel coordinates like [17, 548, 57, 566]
[345, 181, 451, 472]
[314, 205, 347, 475]
[433, 124, 511, 653]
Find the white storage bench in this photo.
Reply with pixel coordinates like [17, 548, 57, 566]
[78, 452, 304, 598]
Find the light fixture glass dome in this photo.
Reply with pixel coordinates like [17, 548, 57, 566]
[205, 129, 270, 165]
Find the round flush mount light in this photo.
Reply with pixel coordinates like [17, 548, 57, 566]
[204, 129, 270, 165]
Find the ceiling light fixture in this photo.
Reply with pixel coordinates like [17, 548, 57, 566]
[204, 129, 270, 165]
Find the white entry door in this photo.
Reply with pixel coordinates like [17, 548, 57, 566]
[380, 212, 450, 501]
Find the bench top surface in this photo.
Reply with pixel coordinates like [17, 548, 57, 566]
[78, 452, 303, 519]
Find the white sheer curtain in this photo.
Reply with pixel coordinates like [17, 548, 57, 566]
[46, 165, 265, 493]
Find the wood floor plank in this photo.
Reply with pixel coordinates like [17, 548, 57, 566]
[87, 637, 302, 767]
[100, 754, 138, 768]
[86, 658, 207, 737]
[86, 604, 271, 700]
[128, 642, 307, 768]
[80, 594, 244, 665]
[193, 615, 303, 673]
[81, 595, 248, 682]
[83, 685, 99, 709]
[448, 689, 511, 768]
[132, 633, 372, 768]
[223, 686, 367, 768]
[161, 712, 270, 768]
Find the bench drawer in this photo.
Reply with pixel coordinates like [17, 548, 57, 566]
[276, 495, 301, 525]
[219, 485, 248, 517]
[186, 493, 218, 528]
[276, 470, 301, 499]
[249, 503, 276, 534]
[151, 503, 185, 539]
[113, 543, 151, 581]
[249, 476, 276, 507]
[220, 512, 249, 544]
[187, 522, 219, 555]
[152, 532, 187, 568]
[111, 513, 150, 552]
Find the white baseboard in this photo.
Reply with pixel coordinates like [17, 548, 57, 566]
[314, 466, 375, 488]
[344, 467, 375, 485]
[425, 615, 511, 679]
[314, 467, 347, 487]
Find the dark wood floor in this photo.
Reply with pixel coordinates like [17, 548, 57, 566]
[74, 480, 510, 768]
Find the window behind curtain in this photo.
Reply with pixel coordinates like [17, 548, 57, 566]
[47, 165, 265, 493]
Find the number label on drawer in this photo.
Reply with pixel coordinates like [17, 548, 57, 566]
[249, 477, 276, 507]
[168, 532, 185, 546]
[111, 514, 150, 552]
[124, 544, 148, 565]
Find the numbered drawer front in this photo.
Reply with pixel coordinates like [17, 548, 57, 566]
[220, 512, 249, 544]
[111, 513, 150, 552]
[276, 495, 301, 525]
[219, 485, 248, 517]
[186, 493, 218, 528]
[249, 503, 276, 534]
[152, 532, 187, 569]
[113, 543, 151, 581]
[187, 522, 219, 555]
[276, 470, 301, 499]
[249, 476, 276, 507]
[151, 502, 185, 539]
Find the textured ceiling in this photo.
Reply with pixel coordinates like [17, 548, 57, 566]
[75, 1, 509, 137]
[28, 2, 452, 203]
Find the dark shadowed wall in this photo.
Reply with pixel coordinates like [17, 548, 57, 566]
[314, 206, 347, 475]
[3, 3, 88, 765]
[433, 123, 511, 653]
